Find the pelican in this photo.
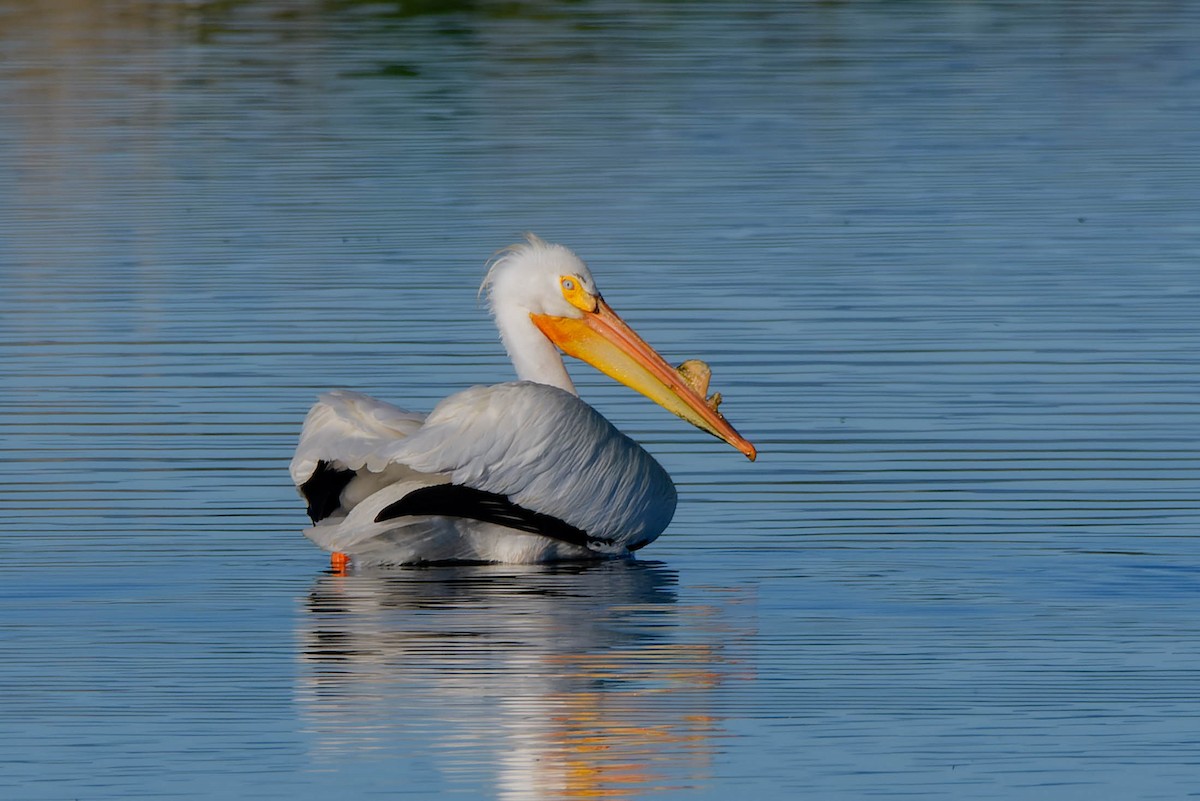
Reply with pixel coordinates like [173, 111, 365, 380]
[290, 235, 756, 567]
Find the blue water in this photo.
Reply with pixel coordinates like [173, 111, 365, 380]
[2, 1, 1199, 798]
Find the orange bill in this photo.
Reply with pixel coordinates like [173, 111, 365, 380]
[531, 298, 757, 460]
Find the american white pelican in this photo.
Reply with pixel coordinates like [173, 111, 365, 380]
[290, 235, 755, 567]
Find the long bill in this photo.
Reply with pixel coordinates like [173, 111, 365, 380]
[531, 298, 757, 460]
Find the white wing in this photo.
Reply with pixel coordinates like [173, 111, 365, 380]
[378, 382, 677, 544]
[290, 390, 442, 524]
[289, 389, 426, 485]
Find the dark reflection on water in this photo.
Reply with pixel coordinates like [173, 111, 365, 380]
[299, 561, 751, 799]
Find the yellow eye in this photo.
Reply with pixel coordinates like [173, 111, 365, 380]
[559, 275, 597, 313]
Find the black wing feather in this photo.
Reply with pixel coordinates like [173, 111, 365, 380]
[300, 460, 356, 524]
[374, 484, 612, 550]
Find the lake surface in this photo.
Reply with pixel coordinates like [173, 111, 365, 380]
[2, 1, 1199, 798]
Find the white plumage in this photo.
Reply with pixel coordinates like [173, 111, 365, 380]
[290, 235, 754, 567]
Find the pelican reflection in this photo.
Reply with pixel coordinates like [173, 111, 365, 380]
[297, 561, 749, 799]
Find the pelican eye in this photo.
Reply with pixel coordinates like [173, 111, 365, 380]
[560, 275, 597, 313]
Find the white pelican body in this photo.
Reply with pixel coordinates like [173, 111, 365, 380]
[290, 236, 754, 566]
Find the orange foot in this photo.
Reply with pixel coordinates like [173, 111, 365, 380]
[330, 551, 350, 574]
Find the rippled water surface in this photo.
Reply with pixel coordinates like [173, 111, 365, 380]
[3, 1, 1199, 798]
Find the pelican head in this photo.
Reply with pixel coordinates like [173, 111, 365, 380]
[483, 234, 756, 460]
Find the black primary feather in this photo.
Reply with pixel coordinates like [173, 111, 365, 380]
[374, 483, 614, 550]
[300, 460, 356, 523]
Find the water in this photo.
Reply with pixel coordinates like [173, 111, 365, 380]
[2, 1, 1199, 798]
